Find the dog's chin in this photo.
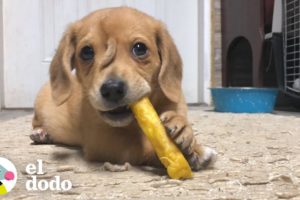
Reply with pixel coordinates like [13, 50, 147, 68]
[99, 105, 134, 127]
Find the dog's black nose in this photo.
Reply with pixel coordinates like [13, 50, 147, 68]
[100, 79, 127, 102]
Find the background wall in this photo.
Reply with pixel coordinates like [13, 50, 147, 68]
[0, 0, 212, 108]
[213, 0, 222, 87]
[0, 0, 3, 109]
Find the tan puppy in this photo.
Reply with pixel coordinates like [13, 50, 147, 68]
[31, 7, 216, 170]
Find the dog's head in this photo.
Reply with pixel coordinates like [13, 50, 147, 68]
[50, 7, 182, 127]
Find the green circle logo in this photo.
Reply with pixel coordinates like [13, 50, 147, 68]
[0, 157, 17, 195]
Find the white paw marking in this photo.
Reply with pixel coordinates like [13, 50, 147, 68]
[203, 147, 217, 168]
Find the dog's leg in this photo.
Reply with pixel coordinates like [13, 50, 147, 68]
[160, 111, 217, 171]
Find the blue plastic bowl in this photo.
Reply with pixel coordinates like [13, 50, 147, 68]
[210, 87, 278, 113]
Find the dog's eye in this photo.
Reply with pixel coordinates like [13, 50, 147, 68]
[80, 46, 94, 61]
[132, 42, 148, 58]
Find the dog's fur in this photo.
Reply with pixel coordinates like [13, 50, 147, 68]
[31, 7, 216, 170]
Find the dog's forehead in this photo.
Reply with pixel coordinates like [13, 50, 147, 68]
[79, 7, 158, 38]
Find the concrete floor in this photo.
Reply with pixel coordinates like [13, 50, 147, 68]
[0, 108, 299, 200]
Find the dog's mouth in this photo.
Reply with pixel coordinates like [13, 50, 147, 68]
[101, 105, 132, 118]
[99, 105, 133, 127]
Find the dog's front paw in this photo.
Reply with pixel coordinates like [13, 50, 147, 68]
[160, 111, 194, 156]
[160, 111, 217, 171]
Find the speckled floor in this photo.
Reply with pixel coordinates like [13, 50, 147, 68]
[0, 108, 299, 200]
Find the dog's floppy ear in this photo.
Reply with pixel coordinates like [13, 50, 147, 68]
[50, 24, 76, 106]
[156, 23, 183, 103]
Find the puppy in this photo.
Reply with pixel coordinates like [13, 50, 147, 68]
[31, 7, 216, 171]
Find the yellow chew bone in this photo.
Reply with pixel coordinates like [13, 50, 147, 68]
[130, 97, 193, 179]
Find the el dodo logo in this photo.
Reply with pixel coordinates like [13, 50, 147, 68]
[0, 157, 17, 195]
